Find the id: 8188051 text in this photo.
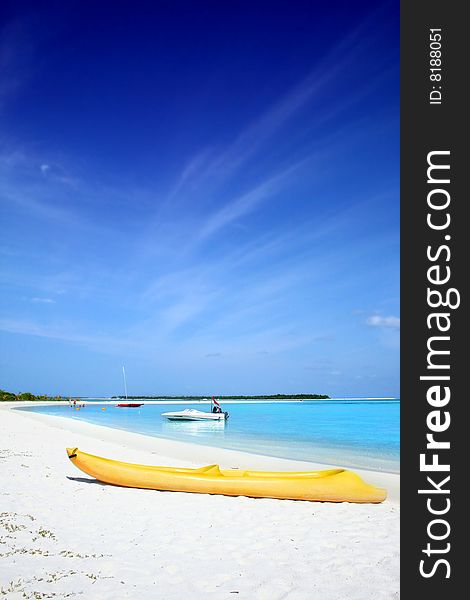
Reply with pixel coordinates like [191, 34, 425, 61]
[429, 28, 442, 105]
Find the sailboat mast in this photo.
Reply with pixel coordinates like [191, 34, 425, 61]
[122, 366, 128, 401]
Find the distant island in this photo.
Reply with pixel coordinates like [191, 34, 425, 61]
[1, 389, 329, 402]
[112, 394, 331, 400]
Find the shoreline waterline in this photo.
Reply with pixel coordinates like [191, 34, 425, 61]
[13, 399, 399, 474]
[32, 397, 399, 403]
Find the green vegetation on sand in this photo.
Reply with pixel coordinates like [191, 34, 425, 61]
[0, 389, 66, 402]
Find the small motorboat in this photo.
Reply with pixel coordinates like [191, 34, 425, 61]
[161, 408, 228, 421]
[163, 397, 228, 421]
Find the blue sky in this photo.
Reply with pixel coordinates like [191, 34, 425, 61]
[0, 1, 399, 397]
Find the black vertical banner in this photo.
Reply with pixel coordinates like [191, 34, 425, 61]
[401, 0, 466, 596]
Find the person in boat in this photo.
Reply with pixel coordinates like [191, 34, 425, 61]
[211, 397, 222, 413]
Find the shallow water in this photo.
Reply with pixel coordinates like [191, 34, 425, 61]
[18, 399, 400, 472]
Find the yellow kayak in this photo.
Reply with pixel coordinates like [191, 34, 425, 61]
[66, 447, 386, 503]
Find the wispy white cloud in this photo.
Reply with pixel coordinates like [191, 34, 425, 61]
[304, 362, 333, 372]
[133, 195, 395, 357]
[31, 297, 55, 304]
[164, 148, 215, 204]
[158, 292, 218, 332]
[1, 185, 79, 224]
[0, 317, 135, 353]
[0, 150, 129, 240]
[196, 158, 306, 241]
[197, 181, 274, 241]
[366, 315, 400, 330]
[165, 17, 387, 207]
[126, 26, 397, 266]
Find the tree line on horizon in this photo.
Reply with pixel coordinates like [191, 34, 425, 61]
[112, 393, 331, 400]
[0, 389, 65, 402]
[1, 388, 330, 402]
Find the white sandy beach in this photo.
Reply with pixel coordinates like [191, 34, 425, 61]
[0, 404, 399, 599]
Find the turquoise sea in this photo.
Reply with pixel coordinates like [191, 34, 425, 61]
[18, 399, 399, 473]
